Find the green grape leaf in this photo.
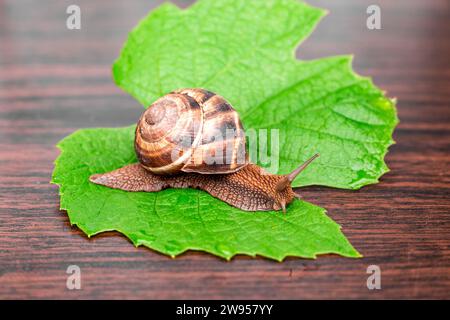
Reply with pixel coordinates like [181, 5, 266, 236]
[52, 0, 398, 260]
[51, 126, 360, 261]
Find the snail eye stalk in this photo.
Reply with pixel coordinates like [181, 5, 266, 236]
[275, 153, 319, 192]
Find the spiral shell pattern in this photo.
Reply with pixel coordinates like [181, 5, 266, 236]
[135, 88, 247, 175]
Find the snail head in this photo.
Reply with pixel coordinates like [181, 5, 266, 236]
[273, 153, 320, 213]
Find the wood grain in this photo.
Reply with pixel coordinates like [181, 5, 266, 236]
[0, 0, 449, 299]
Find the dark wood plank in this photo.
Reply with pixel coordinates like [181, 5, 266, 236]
[0, 0, 449, 299]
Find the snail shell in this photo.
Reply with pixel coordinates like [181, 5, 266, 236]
[135, 88, 247, 175]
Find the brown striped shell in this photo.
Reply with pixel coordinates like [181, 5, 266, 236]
[135, 88, 248, 175]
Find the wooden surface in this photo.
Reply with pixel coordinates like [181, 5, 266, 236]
[0, 0, 449, 299]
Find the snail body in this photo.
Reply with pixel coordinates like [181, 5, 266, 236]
[90, 89, 318, 212]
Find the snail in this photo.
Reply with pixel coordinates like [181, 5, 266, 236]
[89, 88, 318, 213]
